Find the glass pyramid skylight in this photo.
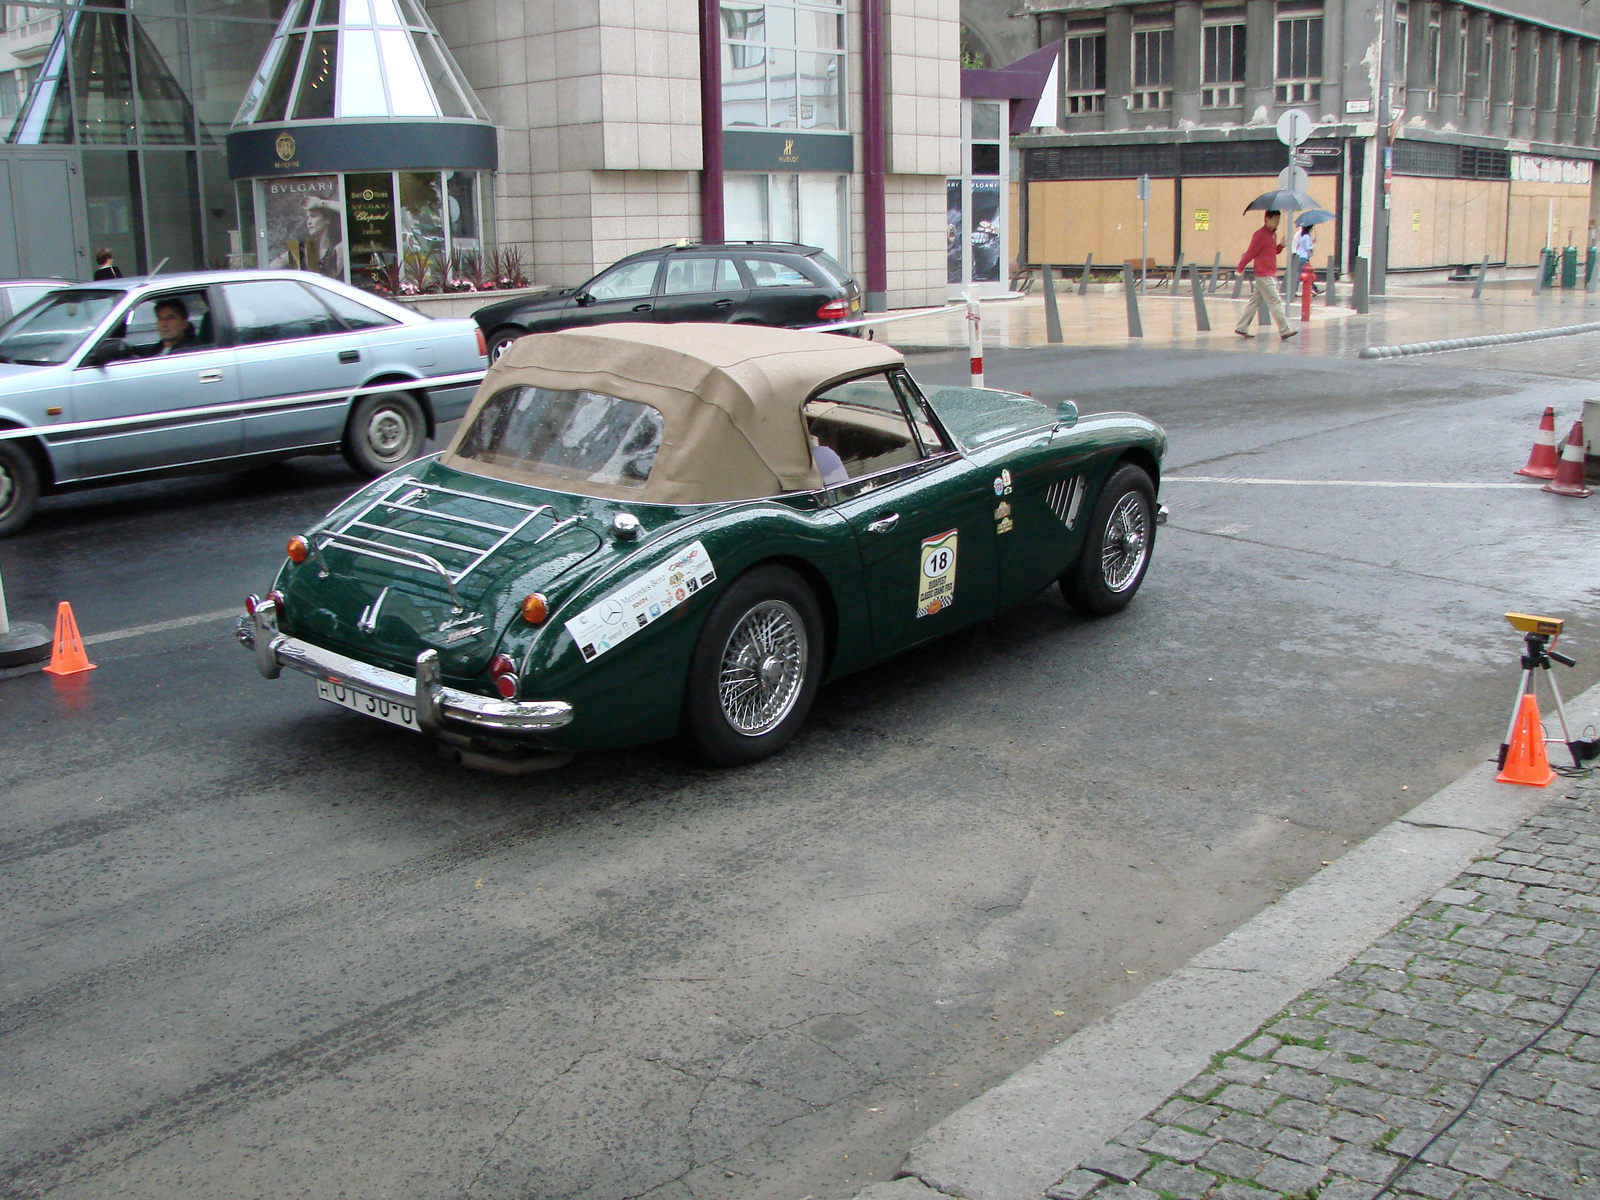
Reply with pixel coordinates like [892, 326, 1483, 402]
[233, 0, 487, 126]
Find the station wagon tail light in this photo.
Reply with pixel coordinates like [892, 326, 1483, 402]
[520, 593, 548, 624]
[489, 653, 518, 699]
[286, 535, 310, 564]
[475, 328, 488, 358]
[816, 298, 850, 321]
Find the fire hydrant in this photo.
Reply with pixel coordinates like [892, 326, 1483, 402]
[1300, 261, 1316, 322]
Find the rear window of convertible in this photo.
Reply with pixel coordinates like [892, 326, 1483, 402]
[453, 385, 665, 488]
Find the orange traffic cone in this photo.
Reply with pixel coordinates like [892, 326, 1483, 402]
[1516, 406, 1560, 478]
[41, 601, 95, 676]
[1497, 693, 1556, 786]
[1541, 422, 1593, 498]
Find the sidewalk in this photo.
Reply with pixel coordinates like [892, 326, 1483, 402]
[856, 686, 1600, 1200]
[878, 277, 1600, 368]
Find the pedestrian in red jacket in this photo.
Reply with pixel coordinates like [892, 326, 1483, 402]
[1234, 211, 1296, 340]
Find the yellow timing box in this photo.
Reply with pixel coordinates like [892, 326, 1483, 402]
[1506, 612, 1564, 636]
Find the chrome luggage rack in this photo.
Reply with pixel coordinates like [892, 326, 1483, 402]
[307, 479, 580, 612]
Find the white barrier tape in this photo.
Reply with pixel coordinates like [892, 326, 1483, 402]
[0, 369, 486, 443]
[806, 302, 966, 334]
[1358, 321, 1600, 359]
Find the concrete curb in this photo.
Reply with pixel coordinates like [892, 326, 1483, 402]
[1358, 319, 1600, 358]
[877, 679, 1600, 1200]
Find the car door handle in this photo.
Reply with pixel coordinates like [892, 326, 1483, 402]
[632, 303, 653, 312]
[866, 513, 900, 534]
[712, 298, 734, 308]
[339, 349, 360, 363]
[197, 368, 224, 384]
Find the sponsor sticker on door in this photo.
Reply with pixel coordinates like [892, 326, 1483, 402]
[566, 540, 717, 662]
[916, 529, 958, 618]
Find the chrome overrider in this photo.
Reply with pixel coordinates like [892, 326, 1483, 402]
[237, 597, 573, 736]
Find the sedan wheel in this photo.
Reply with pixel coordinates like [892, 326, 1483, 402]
[342, 392, 425, 477]
[0, 441, 41, 538]
[683, 565, 824, 765]
[1060, 463, 1156, 616]
[487, 327, 523, 363]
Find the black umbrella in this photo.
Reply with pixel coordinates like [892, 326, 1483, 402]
[1295, 209, 1336, 227]
[1243, 189, 1322, 214]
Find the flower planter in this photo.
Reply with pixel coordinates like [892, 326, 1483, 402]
[390, 284, 557, 320]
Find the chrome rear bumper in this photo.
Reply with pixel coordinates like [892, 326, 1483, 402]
[238, 600, 572, 736]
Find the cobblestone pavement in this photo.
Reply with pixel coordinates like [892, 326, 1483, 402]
[1044, 782, 1600, 1200]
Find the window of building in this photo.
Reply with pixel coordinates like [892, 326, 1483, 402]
[1426, 10, 1441, 108]
[1393, 2, 1408, 103]
[1202, 23, 1245, 107]
[721, 0, 846, 132]
[1131, 26, 1173, 110]
[725, 173, 848, 267]
[1064, 31, 1106, 114]
[1275, 7, 1323, 104]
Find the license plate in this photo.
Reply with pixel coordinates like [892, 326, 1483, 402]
[316, 679, 419, 731]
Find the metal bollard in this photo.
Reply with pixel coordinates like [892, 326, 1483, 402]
[1122, 265, 1144, 338]
[1473, 255, 1489, 300]
[1174, 252, 1186, 292]
[1209, 253, 1222, 293]
[1589, 251, 1600, 295]
[1079, 253, 1094, 296]
[1325, 255, 1338, 307]
[966, 294, 983, 387]
[1563, 246, 1579, 290]
[1190, 262, 1210, 331]
[1041, 263, 1063, 344]
[1353, 257, 1370, 314]
[1233, 266, 1246, 300]
[1533, 248, 1550, 294]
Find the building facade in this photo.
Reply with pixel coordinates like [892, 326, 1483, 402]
[1, 0, 960, 311]
[966, 0, 1600, 280]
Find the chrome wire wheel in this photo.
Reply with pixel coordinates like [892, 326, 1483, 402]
[1101, 492, 1151, 593]
[717, 599, 808, 737]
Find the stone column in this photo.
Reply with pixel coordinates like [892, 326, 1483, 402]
[1490, 17, 1514, 137]
[1244, 0, 1274, 118]
[1435, 3, 1462, 128]
[1405, 0, 1430, 126]
[1172, 0, 1202, 124]
[1319, 0, 1342, 117]
[1536, 29, 1560, 143]
[1578, 40, 1598, 148]
[1557, 35, 1578, 144]
[1512, 23, 1537, 141]
[1463, 9, 1489, 135]
[1105, 5, 1132, 131]
[1039, 13, 1067, 129]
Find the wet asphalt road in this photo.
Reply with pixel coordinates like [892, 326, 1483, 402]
[2, 345, 1598, 1200]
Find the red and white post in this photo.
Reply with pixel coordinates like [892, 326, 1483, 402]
[966, 295, 983, 387]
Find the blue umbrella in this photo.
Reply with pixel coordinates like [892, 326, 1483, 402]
[1296, 209, 1336, 227]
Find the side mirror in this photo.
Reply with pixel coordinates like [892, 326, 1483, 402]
[84, 338, 127, 367]
[1055, 400, 1078, 428]
[574, 292, 593, 307]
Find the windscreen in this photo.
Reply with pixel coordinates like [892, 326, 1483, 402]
[0, 290, 121, 365]
[453, 385, 665, 488]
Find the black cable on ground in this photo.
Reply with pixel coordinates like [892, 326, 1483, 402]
[1366, 904, 1600, 1200]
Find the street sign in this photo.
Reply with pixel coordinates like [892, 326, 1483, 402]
[1276, 108, 1313, 146]
[1136, 173, 1150, 200]
[1292, 152, 1312, 167]
[1277, 165, 1311, 193]
[1302, 146, 1341, 156]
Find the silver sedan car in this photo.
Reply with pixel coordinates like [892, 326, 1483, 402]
[0, 270, 486, 535]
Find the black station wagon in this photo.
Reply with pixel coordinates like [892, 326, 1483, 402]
[472, 242, 862, 361]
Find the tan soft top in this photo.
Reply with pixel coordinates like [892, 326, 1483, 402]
[442, 322, 905, 503]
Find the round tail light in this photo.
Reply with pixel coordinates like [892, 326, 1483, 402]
[520, 593, 548, 624]
[489, 653, 518, 699]
[286, 535, 310, 564]
[493, 672, 519, 699]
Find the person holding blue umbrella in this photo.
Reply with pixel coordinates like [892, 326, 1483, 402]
[1234, 210, 1294, 339]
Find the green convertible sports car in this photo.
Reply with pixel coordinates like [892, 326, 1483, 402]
[239, 323, 1167, 768]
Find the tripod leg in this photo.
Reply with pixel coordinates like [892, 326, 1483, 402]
[1542, 668, 1583, 767]
[1500, 669, 1535, 769]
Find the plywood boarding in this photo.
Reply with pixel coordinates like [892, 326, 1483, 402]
[1507, 182, 1592, 266]
[1179, 176, 1315, 269]
[1028, 178, 1177, 267]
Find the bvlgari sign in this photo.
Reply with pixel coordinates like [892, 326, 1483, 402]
[226, 121, 497, 179]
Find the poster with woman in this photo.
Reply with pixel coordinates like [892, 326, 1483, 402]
[970, 180, 1001, 283]
[263, 175, 346, 281]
